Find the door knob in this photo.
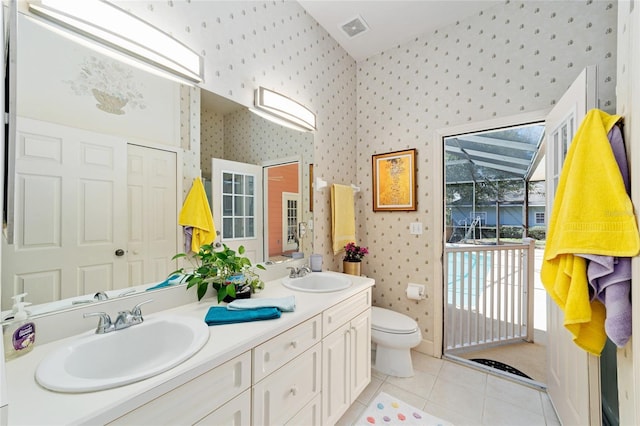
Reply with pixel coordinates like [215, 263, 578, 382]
[115, 249, 125, 256]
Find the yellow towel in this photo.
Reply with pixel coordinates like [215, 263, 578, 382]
[541, 109, 639, 355]
[331, 184, 356, 255]
[179, 177, 216, 253]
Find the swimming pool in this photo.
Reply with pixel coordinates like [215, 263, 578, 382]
[446, 250, 491, 309]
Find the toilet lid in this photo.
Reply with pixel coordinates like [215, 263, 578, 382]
[371, 306, 418, 334]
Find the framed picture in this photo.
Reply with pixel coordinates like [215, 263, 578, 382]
[372, 148, 417, 211]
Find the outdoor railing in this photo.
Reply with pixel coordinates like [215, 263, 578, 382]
[444, 238, 535, 352]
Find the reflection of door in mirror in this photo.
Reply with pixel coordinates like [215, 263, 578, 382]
[210, 158, 264, 264]
[1, 121, 178, 309]
[266, 163, 301, 261]
[3, 13, 185, 311]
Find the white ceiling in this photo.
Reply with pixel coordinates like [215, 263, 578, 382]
[297, 1, 501, 62]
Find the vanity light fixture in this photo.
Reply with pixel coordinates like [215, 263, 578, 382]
[27, 0, 203, 83]
[252, 87, 316, 132]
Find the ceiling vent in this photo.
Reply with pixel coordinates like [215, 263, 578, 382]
[340, 15, 369, 38]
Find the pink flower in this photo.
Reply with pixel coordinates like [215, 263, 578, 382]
[344, 242, 369, 262]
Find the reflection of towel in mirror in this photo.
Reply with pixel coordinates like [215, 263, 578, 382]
[541, 110, 639, 355]
[576, 124, 633, 347]
[331, 184, 356, 255]
[179, 177, 216, 253]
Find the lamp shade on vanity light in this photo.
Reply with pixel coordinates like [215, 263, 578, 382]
[252, 87, 316, 132]
[28, 0, 203, 83]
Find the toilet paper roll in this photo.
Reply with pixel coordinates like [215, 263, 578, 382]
[406, 286, 422, 300]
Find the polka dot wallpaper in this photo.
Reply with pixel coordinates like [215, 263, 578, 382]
[356, 0, 617, 345]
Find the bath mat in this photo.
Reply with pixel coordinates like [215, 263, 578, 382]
[355, 391, 452, 425]
[470, 358, 533, 379]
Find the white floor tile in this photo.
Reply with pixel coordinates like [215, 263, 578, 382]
[485, 374, 544, 415]
[339, 353, 561, 426]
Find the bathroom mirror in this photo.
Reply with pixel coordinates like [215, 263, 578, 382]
[1, 9, 314, 316]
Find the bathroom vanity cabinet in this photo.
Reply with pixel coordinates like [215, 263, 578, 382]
[5, 274, 374, 426]
[322, 291, 372, 425]
[112, 291, 371, 425]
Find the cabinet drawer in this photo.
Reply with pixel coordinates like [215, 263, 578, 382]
[108, 351, 251, 425]
[285, 393, 322, 426]
[253, 314, 321, 382]
[195, 388, 251, 426]
[323, 288, 371, 337]
[252, 344, 322, 425]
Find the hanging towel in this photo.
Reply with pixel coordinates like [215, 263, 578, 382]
[576, 124, 634, 347]
[541, 109, 640, 355]
[204, 306, 281, 326]
[331, 184, 356, 255]
[227, 295, 296, 312]
[179, 177, 216, 253]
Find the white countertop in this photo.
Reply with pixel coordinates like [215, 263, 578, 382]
[5, 272, 374, 425]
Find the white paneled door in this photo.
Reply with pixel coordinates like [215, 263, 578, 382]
[127, 144, 178, 287]
[2, 118, 128, 306]
[544, 66, 601, 426]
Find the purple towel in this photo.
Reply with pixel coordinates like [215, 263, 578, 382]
[184, 226, 193, 253]
[578, 124, 633, 347]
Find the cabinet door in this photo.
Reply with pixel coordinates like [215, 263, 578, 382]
[350, 309, 371, 399]
[322, 322, 351, 425]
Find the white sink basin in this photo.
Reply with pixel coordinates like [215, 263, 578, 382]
[282, 272, 352, 293]
[35, 315, 209, 393]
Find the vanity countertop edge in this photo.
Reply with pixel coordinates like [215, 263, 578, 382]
[5, 273, 375, 426]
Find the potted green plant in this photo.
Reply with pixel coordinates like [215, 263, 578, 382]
[171, 244, 265, 303]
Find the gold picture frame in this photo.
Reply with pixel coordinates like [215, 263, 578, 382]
[372, 148, 417, 211]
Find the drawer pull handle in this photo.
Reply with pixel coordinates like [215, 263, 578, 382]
[290, 386, 297, 396]
[290, 340, 298, 348]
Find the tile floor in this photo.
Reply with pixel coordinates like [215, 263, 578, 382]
[337, 351, 561, 426]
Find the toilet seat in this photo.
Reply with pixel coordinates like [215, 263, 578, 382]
[371, 306, 418, 335]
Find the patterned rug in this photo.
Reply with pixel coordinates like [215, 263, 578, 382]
[355, 391, 452, 425]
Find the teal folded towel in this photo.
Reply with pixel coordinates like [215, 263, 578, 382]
[204, 306, 281, 325]
[227, 295, 296, 312]
[146, 274, 182, 291]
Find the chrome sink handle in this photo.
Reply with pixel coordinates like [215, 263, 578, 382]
[286, 266, 300, 278]
[131, 299, 153, 320]
[299, 265, 312, 276]
[83, 312, 114, 334]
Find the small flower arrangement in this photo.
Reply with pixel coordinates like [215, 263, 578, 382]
[344, 242, 369, 262]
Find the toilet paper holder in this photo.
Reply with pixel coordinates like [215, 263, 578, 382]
[406, 283, 425, 300]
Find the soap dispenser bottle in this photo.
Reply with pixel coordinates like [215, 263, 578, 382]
[3, 294, 36, 360]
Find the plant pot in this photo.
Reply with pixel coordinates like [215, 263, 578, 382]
[222, 285, 252, 303]
[343, 260, 361, 276]
[221, 274, 251, 303]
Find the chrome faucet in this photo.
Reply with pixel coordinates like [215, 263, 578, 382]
[286, 265, 312, 278]
[84, 299, 153, 334]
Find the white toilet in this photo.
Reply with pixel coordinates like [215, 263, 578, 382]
[371, 306, 422, 378]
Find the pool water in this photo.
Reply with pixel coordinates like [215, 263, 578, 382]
[446, 251, 491, 308]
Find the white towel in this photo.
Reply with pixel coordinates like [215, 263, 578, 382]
[226, 295, 296, 312]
